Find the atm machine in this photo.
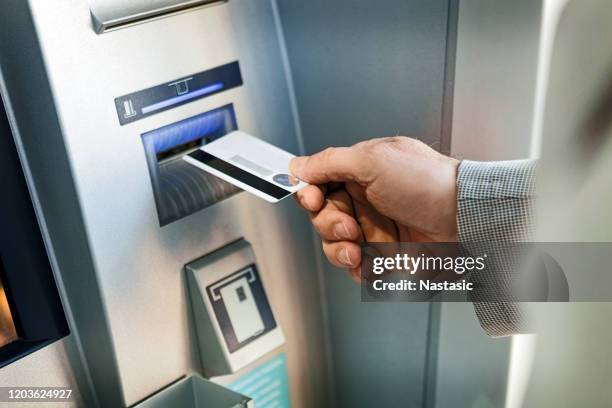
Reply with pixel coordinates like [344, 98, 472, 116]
[0, 0, 460, 407]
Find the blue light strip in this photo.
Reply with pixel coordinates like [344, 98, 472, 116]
[141, 82, 224, 114]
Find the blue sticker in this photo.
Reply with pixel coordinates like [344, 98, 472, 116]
[229, 353, 291, 408]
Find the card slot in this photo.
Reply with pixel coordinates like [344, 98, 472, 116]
[141, 104, 240, 226]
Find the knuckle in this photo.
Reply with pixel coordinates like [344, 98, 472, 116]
[401, 136, 425, 150]
[310, 212, 323, 229]
[384, 135, 408, 147]
[311, 211, 330, 234]
[319, 147, 337, 162]
[388, 135, 407, 144]
[369, 139, 392, 156]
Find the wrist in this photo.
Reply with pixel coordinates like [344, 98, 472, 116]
[435, 157, 460, 242]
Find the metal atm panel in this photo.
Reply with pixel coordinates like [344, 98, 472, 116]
[2, 0, 328, 406]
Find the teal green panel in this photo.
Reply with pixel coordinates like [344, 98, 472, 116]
[229, 353, 291, 408]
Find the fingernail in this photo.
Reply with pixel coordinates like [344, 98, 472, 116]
[338, 248, 353, 267]
[334, 222, 351, 240]
[290, 156, 306, 176]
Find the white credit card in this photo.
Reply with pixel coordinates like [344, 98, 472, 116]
[183, 131, 308, 203]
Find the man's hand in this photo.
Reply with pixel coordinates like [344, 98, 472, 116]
[290, 137, 460, 282]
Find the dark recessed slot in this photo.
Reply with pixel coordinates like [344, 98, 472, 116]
[142, 104, 240, 226]
[156, 137, 204, 163]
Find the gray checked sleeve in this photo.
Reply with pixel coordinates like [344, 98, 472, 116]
[456, 159, 537, 337]
[457, 160, 537, 242]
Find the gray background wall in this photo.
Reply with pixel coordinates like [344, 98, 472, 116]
[451, 0, 543, 161]
[277, 0, 544, 406]
[276, 1, 456, 406]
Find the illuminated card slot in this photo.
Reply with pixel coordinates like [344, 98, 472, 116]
[141, 82, 224, 114]
[141, 104, 240, 226]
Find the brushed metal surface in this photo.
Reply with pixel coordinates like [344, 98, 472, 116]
[88, 0, 227, 33]
[13, 0, 329, 406]
[0, 339, 84, 408]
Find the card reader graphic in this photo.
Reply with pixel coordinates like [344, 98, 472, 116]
[210, 267, 265, 344]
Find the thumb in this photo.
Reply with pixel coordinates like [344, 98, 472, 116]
[290, 146, 368, 185]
